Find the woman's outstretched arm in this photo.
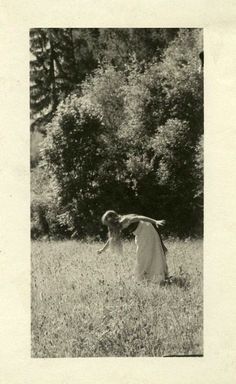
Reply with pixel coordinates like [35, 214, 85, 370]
[134, 215, 165, 227]
[97, 239, 110, 254]
[119, 214, 165, 229]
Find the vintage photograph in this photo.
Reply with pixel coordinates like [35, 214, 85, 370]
[30, 28, 203, 357]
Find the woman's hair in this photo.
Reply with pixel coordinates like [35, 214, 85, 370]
[101, 210, 119, 225]
[101, 210, 122, 234]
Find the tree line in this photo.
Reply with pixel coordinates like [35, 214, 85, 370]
[30, 28, 203, 239]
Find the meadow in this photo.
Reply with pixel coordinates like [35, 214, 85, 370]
[31, 239, 203, 357]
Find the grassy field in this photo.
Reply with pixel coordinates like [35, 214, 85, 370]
[31, 239, 203, 357]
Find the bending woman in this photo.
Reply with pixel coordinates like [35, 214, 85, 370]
[98, 211, 168, 283]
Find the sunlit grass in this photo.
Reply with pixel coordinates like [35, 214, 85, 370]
[31, 239, 203, 357]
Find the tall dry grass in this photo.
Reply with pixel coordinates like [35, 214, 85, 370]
[31, 239, 203, 357]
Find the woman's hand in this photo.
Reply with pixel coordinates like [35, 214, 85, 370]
[155, 219, 165, 227]
[97, 240, 109, 254]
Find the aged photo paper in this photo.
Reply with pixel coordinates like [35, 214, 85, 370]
[1, 0, 236, 383]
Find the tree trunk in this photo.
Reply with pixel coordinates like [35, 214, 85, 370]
[48, 31, 57, 112]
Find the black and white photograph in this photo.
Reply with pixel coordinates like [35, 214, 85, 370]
[30, 28, 204, 358]
[1, 0, 236, 382]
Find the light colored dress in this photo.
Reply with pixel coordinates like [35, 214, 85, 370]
[133, 221, 168, 282]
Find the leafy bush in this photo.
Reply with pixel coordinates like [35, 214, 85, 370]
[40, 95, 108, 238]
[33, 29, 203, 239]
[31, 166, 63, 239]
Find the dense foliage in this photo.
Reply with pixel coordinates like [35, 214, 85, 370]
[31, 28, 203, 239]
[30, 28, 179, 132]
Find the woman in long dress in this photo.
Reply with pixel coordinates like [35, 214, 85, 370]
[98, 211, 168, 283]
